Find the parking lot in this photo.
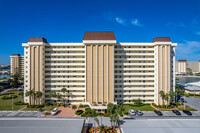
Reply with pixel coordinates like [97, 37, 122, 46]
[0, 111, 42, 117]
[139, 111, 200, 117]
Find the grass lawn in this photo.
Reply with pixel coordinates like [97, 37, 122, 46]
[22, 108, 40, 111]
[0, 91, 26, 111]
[44, 105, 56, 111]
[178, 105, 197, 111]
[123, 104, 155, 112]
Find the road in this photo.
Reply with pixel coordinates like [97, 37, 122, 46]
[120, 119, 200, 133]
[0, 118, 85, 133]
[184, 97, 200, 111]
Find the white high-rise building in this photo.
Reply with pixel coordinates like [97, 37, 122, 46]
[22, 32, 177, 110]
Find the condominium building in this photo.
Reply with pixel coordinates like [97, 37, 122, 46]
[10, 54, 24, 79]
[175, 60, 200, 74]
[22, 32, 177, 109]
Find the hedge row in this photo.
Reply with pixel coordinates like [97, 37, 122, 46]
[2, 95, 18, 100]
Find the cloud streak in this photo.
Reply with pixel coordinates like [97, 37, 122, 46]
[176, 40, 200, 61]
[115, 17, 143, 27]
[131, 18, 143, 27]
[115, 17, 126, 26]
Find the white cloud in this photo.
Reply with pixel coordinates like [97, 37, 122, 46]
[176, 40, 200, 61]
[196, 31, 200, 35]
[131, 18, 143, 27]
[115, 17, 126, 26]
[115, 17, 143, 27]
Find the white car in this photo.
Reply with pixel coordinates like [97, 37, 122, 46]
[51, 108, 58, 115]
[129, 109, 136, 116]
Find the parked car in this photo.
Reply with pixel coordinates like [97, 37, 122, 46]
[182, 110, 192, 115]
[137, 110, 143, 116]
[64, 103, 70, 107]
[129, 109, 136, 116]
[172, 110, 181, 115]
[154, 110, 162, 116]
[51, 108, 58, 115]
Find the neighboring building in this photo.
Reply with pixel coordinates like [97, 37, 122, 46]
[22, 32, 177, 110]
[10, 54, 24, 79]
[175, 60, 200, 74]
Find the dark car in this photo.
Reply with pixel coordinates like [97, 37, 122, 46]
[182, 110, 192, 115]
[154, 110, 162, 116]
[172, 110, 181, 115]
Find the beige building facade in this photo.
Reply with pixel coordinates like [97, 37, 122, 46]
[175, 60, 200, 74]
[10, 54, 24, 79]
[22, 32, 177, 109]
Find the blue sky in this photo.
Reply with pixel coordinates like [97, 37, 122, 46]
[0, 0, 200, 65]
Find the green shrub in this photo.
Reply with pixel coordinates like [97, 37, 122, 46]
[14, 101, 28, 105]
[79, 104, 84, 108]
[81, 113, 92, 117]
[118, 111, 124, 117]
[85, 107, 92, 113]
[39, 107, 43, 112]
[2, 95, 18, 100]
[152, 103, 158, 107]
[103, 113, 110, 117]
[60, 103, 64, 106]
[75, 110, 83, 115]
[44, 102, 50, 106]
[124, 111, 129, 115]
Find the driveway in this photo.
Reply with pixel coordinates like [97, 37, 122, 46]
[45, 105, 81, 118]
[184, 97, 200, 111]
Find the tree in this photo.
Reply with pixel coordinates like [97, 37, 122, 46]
[49, 91, 57, 104]
[0, 86, 4, 93]
[133, 98, 142, 105]
[25, 90, 35, 105]
[159, 90, 166, 105]
[61, 88, 67, 104]
[10, 73, 19, 88]
[107, 102, 115, 115]
[56, 93, 62, 103]
[165, 93, 169, 108]
[91, 109, 98, 132]
[35, 91, 43, 105]
[169, 90, 175, 103]
[18, 91, 24, 102]
[72, 105, 77, 110]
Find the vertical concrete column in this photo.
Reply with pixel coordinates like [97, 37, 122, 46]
[102, 45, 104, 103]
[107, 45, 109, 103]
[91, 45, 93, 103]
[96, 45, 98, 104]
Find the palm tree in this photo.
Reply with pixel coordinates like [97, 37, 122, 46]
[35, 91, 43, 105]
[61, 88, 67, 104]
[25, 90, 35, 105]
[56, 93, 62, 103]
[165, 93, 169, 108]
[169, 90, 175, 103]
[107, 102, 115, 115]
[91, 109, 98, 132]
[18, 91, 24, 102]
[0, 86, 4, 93]
[159, 90, 166, 105]
[49, 90, 57, 104]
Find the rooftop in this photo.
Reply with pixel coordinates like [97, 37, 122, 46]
[83, 32, 116, 40]
[152, 37, 171, 42]
[28, 37, 47, 43]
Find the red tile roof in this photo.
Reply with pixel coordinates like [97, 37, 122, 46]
[28, 37, 47, 43]
[83, 32, 116, 40]
[12, 54, 20, 56]
[178, 60, 187, 62]
[152, 37, 171, 42]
